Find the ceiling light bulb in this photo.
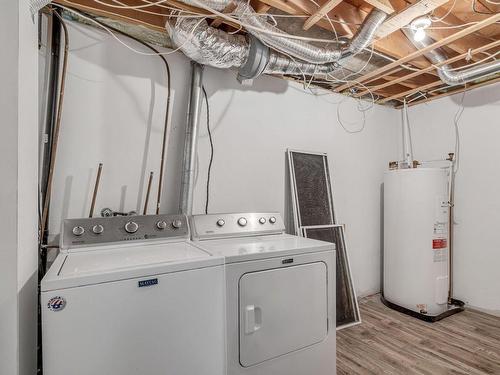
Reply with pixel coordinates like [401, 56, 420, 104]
[413, 28, 426, 42]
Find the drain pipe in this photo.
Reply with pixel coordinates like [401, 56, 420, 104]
[179, 62, 204, 215]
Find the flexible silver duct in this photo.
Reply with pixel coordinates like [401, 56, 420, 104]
[167, 17, 339, 78]
[239, 3, 387, 64]
[166, 17, 248, 68]
[341, 9, 387, 58]
[236, 2, 341, 64]
[405, 29, 500, 86]
[180, 0, 386, 64]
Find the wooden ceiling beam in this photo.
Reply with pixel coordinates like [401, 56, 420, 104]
[354, 39, 500, 97]
[283, 0, 433, 68]
[375, 0, 450, 39]
[335, 12, 500, 92]
[258, 0, 348, 34]
[424, 7, 495, 62]
[251, 0, 271, 13]
[54, 0, 170, 31]
[210, 2, 237, 27]
[364, 0, 395, 14]
[399, 76, 500, 107]
[303, 0, 344, 31]
[378, 79, 443, 103]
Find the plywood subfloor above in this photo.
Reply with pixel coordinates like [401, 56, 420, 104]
[337, 295, 500, 375]
[51, 0, 500, 106]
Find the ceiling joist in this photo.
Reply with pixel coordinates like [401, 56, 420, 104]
[51, 0, 500, 106]
[336, 12, 500, 92]
[364, 0, 395, 14]
[355, 39, 500, 97]
[303, 0, 344, 30]
[375, 0, 451, 39]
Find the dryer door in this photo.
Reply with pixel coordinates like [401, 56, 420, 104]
[239, 262, 328, 367]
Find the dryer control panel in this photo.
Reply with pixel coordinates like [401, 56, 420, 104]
[190, 213, 285, 240]
[61, 214, 189, 250]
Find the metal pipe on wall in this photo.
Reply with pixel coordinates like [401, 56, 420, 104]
[179, 62, 204, 215]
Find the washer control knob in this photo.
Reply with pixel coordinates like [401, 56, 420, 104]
[124, 221, 139, 234]
[156, 221, 167, 230]
[259, 217, 266, 224]
[237, 217, 248, 227]
[72, 226, 85, 236]
[172, 219, 183, 229]
[269, 216, 277, 224]
[216, 219, 225, 227]
[92, 224, 104, 234]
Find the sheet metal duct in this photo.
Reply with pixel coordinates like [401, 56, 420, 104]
[179, 62, 204, 215]
[405, 29, 500, 86]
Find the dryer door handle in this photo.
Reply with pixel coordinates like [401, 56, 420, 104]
[244, 305, 262, 335]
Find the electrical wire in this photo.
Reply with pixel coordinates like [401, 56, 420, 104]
[40, 8, 70, 246]
[472, 0, 497, 14]
[90, 0, 345, 43]
[453, 89, 466, 174]
[60, 0, 407, 136]
[55, 3, 209, 56]
[202, 85, 214, 215]
[430, 0, 457, 23]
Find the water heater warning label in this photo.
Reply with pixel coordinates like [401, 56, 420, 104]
[432, 239, 447, 249]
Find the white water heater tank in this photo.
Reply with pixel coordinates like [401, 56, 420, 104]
[384, 167, 450, 316]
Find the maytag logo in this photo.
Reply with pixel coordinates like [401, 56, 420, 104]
[47, 296, 66, 312]
[138, 278, 158, 288]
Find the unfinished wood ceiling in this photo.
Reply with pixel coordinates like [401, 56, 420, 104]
[54, 0, 500, 106]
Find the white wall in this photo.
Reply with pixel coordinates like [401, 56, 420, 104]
[46, 20, 399, 297]
[403, 83, 500, 315]
[0, 3, 39, 375]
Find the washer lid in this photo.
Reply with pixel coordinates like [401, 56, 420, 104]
[193, 234, 334, 263]
[42, 241, 222, 291]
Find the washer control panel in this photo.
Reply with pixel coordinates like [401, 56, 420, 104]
[61, 214, 189, 250]
[190, 213, 285, 240]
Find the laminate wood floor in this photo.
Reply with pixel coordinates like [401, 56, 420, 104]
[337, 295, 500, 375]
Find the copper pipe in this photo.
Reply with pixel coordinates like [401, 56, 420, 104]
[143, 171, 154, 215]
[40, 9, 69, 241]
[51, 8, 173, 216]
[89, 163, 103, 218]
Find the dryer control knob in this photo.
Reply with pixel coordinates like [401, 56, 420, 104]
[172, 219, 183, 229]
[259, 217, 266, 224]
[237, 217, 248, 227]
[72, 226, 85, 236]
[124, 221, 139, 234]
[216, 219, 225, 227]
[92, 224, 104, 234]
[269, 216, 277, 224]
[156, 221, 167, 230]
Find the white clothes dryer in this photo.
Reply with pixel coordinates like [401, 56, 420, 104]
[191, 212, 336, 375]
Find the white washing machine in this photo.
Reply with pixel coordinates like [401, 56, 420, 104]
[41, 214, 226, 375]
[190, 213, 336, 375]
